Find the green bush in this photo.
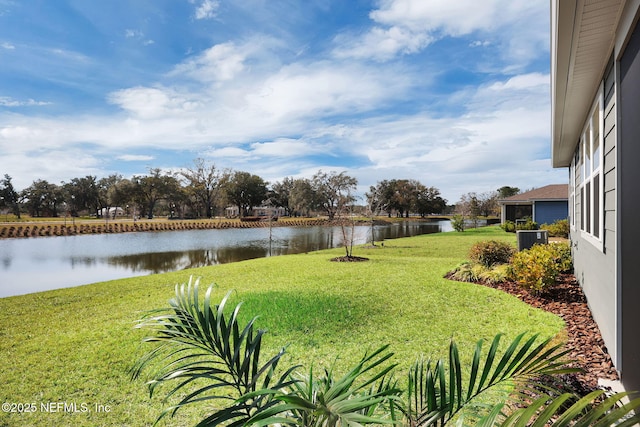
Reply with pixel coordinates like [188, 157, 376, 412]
[451, 214, 465, 232]
[510, 243, 572, 293]
[448, 262, 511, 285]
[469, 240, 516, 267]
[541, 219, 570, 238]
[516, 217, 539, 230]
[549, 241, 573, 273]
[501, 220, 516, 233]
[478, 263, 511, 285]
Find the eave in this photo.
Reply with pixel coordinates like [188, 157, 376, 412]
[551, 0, 625, 167]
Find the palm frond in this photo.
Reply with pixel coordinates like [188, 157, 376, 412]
[254, 345, 402, 427]
[131, 277, 292, 426]
[403, 333, 579, 426]
[494, 390, 640, 427]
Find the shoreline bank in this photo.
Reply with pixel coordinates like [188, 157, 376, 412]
[0, 217, 331, 239]
[0, 216, 452, 239]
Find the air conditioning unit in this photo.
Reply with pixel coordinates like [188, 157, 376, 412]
[516, 230, 549, 251]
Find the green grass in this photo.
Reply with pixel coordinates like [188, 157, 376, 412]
[0, 226, 564, 426]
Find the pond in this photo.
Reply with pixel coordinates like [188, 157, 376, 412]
[0, 220, 451, 298]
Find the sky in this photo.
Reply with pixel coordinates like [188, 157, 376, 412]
[0, 0, 566, 203]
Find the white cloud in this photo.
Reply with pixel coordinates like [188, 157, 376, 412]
[1, 41, 14, 49]
[0, 96, 51, 107]
[117, 154, 155, 161]
[333, 0, 548, 67]
[250, 138, 326, 157]
[470, 40, 491, 48]
[107, 86, 201, 119]
[125, 29, 141, 38]
[194, 0, 220, 20]
[333, 26, 433, 61]
[125, 29, 154, 46]
[172, 41, 249, 83]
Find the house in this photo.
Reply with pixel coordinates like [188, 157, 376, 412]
[499, 184, 568, 225]
[551, 0, 640, 392]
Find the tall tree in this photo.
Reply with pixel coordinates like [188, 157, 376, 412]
[497, 186, 520, 199]
[311, 170, 357, 220]
[65, 176, 99, 216]
[180, 158, 228, 218]
[289, 178, 315, 217]
[224, 171, 268, 217]
[0, 174, 21, 218]
[97, 174, 124, 218]
[269, 177, 295, 216]
[414, 185, 447, 217]
[21, 180, 62, 217]
[133, 169, 181, 219]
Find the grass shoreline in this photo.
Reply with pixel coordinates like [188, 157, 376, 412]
[0, 226, 564, 426]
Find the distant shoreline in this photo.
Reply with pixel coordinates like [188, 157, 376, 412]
[0, 217, 328, 239]
[0, 216, 451, 239]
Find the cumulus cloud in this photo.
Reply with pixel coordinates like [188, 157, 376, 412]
[172, 41, 249, 83]
[333, 0, 548, 68]
[194, 0, 220, 20]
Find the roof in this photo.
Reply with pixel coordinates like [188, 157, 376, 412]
[500, 184, 568, 203]
[551, 0, 626, 167]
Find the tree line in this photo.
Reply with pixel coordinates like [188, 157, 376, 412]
[0, 160, 452, 220]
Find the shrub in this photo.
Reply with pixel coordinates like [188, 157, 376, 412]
[451, 214, 465, 232]
[478, 263, 511, 285]
[447, 262, 478, 282]
[469, 240, 516, 267]
[510, 242, 572, 293]
[541, 219, 570, 238]
[501, 220, 516, 233]
[516, 217, 539, 230]
[549, 241, 573, 273]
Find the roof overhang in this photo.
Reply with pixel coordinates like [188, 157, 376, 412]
[551, 0, 625, 167]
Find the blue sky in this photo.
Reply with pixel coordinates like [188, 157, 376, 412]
[0, 0, 566, 202]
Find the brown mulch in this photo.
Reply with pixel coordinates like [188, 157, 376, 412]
[469, 273, 619, 393]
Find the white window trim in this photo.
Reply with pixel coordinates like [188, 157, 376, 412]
[578, 84, 604, 250]
[570, 156, 576, 230]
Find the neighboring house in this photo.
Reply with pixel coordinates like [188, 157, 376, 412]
[225, 205, 286, 218]
[551, 0, 640, 392]
[499, 184, 568, 225]
[98, 207, 125, 218]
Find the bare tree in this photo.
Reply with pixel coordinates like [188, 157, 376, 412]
[311, 170, 357, 220]
[180, 158, 228, 218]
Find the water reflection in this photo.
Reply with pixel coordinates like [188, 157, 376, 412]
[0, 220, 451, 297]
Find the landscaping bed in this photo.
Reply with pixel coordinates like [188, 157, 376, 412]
[473, 272, 618, 392]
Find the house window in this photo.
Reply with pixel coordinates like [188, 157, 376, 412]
[578, 87, 603, 246]
[569, 150, 577, 229]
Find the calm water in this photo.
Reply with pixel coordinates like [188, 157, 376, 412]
[0, 220, 451, 297]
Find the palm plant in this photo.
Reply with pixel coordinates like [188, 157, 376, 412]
[130, 278, 298, 426]
[132, 278, 640, 426]
[402, 333, 640, 426]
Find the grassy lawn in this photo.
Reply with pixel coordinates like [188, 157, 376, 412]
[0, 226, 564, 426]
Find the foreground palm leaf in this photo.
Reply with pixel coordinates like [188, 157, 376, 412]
[249, 345, 402, 427]
[402, 333, 640, 426]
[488, 389, 640, 426]
[131, 277, 296, 426]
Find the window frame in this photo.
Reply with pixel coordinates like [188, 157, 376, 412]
[577, 84, 604, 249]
